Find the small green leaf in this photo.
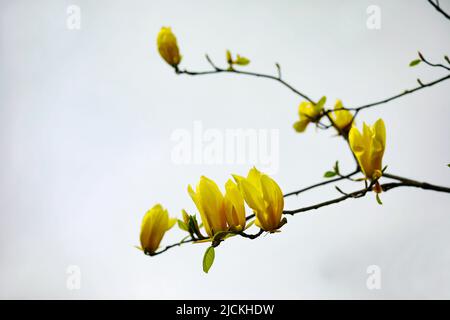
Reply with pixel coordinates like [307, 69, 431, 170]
[444, 55, 450, 64]
[203, 246, 215, 274]
[409, 59, 421, 67]
[447, 164, 450, 168]
[226, 50, 232, 64]
[376, 194, 383, 205]
[177, 219, 189, 232]
[334, 161, 340, 175]
[244, 220, 255, 230]
[324, 171, 337, 178]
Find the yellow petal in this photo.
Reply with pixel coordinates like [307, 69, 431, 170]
[224, 179, 246, 229]
[247, 167, 263, 192]
[314, 96, 327, 113]
[293, 119, 310, 132]
[260, 175, 284, 231]
[240, 179, 265, 213]
[198, 176, 227, 234]
[188, 184, 212, 236]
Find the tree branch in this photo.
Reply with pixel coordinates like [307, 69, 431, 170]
[283, 169, 359, 198]
[419, 52, 450, 71]
[147, 238, 195, 256]
[176, 58, 316, 103]
[428, 0, 450, 20]
[239, 228, 264, 239]
[347, 73, 450, 112]
[149, 174, 449, 257]
[283, 177, 450, 215]
[176, 55, 450, 120]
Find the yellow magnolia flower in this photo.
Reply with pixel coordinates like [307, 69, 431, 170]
[157, 27, 182, 67]
[188, 176, 228, 237]
[330, 100, 353, 135]
[233, 168, 284, 232]
[349, 119, 386, 181]
[224, 179, 246, 232]
[139, 204, 176, 255]
[293, 96, 326, 132]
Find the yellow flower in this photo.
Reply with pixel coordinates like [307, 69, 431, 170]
[224, 179, 246, 232]
[188, 176, 228, 237]
[139, 204, 176, 255]
[157, 27, 182, 67]
[330, 100, 353, 135]
[349, 119, 386, 181]
[233, 167, 284, 232]
[293, 96, 326, 132]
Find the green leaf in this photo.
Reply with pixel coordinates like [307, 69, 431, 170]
[203, 246, 215, 274]
[324, 171, 337, 178]
[409, 59, 421, 67]
[334, 161, 340, 175]
[177, 219, 189, 232]
[376, 194, 383, 205]
[244, 220, 255, 230]
[226, 50, 232, 64]
[447, 164, 450, 168]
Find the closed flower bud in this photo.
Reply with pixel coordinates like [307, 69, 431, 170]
[293, 96, 326, 133]
[157, 27, 182, 67]
[330, 100, 353, 135]
[349, 119, 386, 182]
[139, 204, 176, 255]
[188, 176, 228, 237]
[224, 179, 246, 232]
[233, 167, 284, 232]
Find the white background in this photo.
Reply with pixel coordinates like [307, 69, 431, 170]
[1, 0, 449, 299]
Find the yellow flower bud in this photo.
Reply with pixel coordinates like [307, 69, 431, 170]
[157, 27, 182, 67]
[224, 179, 246, 232]
[233, 167, 284, 232]
[330, 100, 353, 135]
[349, 119, 386, 181]
[139, 204, 176, 255]
[181, 209, 190, 226]
[293, 96, 326, 133]
[188, 176, 228, 237]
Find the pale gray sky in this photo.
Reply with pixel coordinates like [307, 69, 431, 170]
[1, 0, 449, 299]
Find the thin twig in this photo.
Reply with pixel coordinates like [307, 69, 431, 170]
[427, 0, 450, 19]
[239, 229, 264, 239]
[419, 53, 450, 71]
[177, 55, 450, 121]
[148, 238, 195, 256]
[348, 74, 450, 112]
[283, 178, 450, 215]
[177, 56, 315, 103]
[383, 173, 450, 193]
[283, 169, 359, 197]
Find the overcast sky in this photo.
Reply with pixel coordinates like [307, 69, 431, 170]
[1, 0, 450, 299]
